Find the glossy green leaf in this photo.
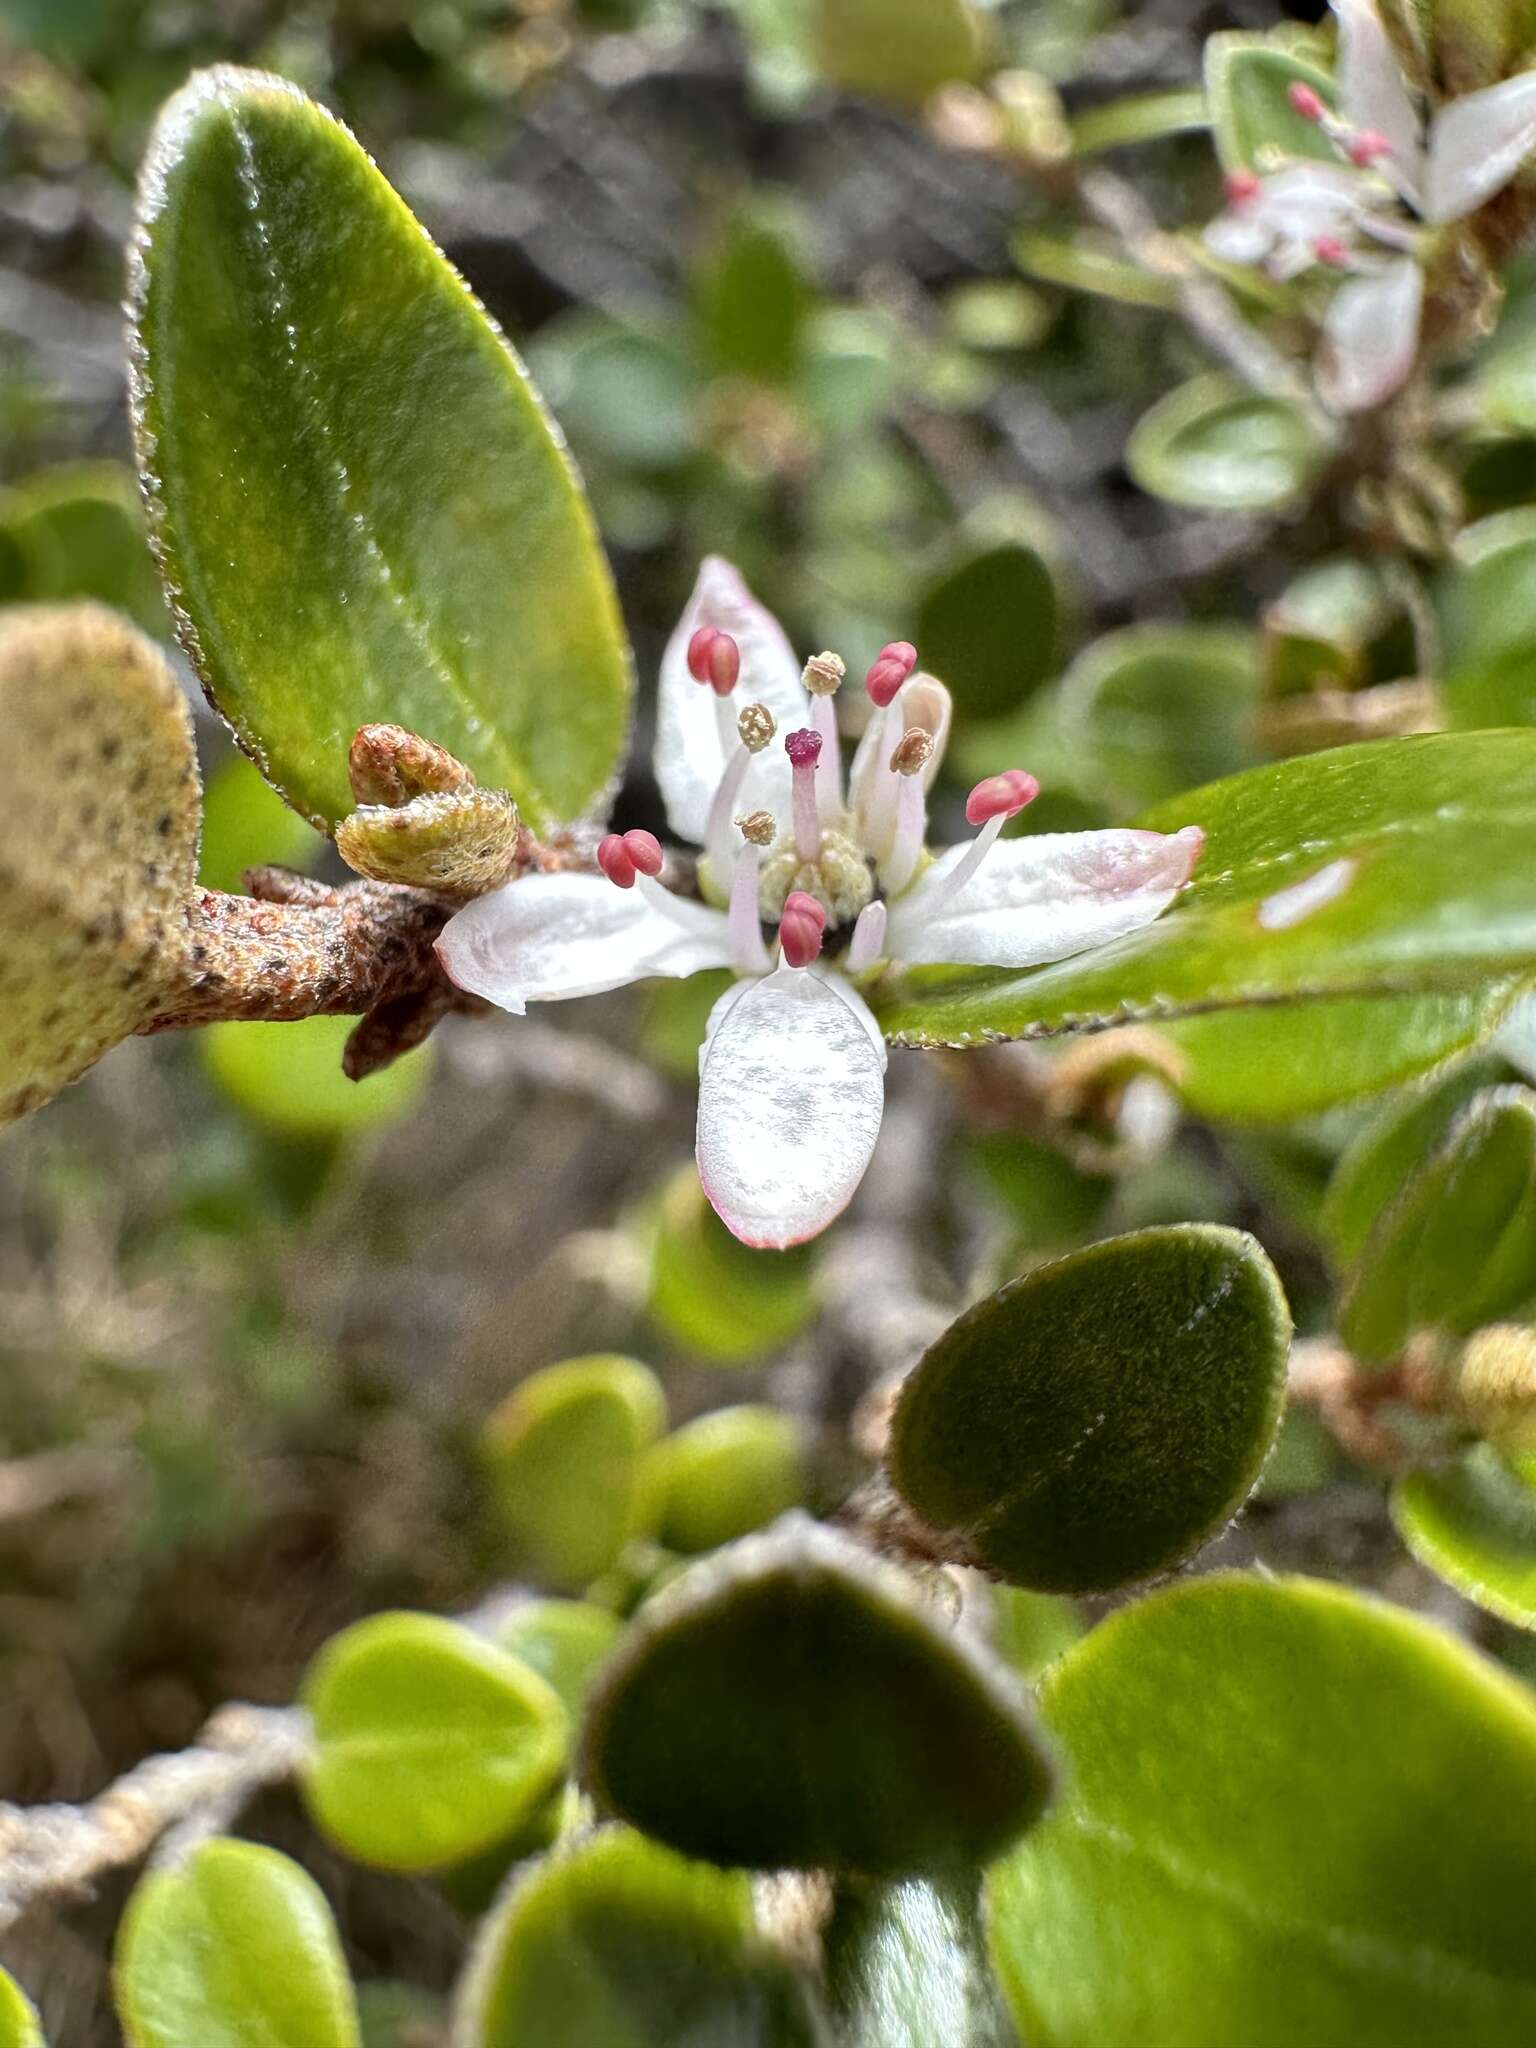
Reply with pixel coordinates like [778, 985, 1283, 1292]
[455, 1828, 825, 2048]
[912, 541, 1060, 722]
[1440, 512, 1536, 731]
[481, 1355, 667, 1588]
[0, 462, 166, 633]
[0, 605, 201, 1129]
[647, 1169, 817, 1366]
[643, 1406, 805, 1555]
[493, 1599, 624, 1722]
[1059, 623, 1258, 812]
[811, 0, 983, 104]
[824, 1876, 1015, 2048]
[888, 1227, 1291, 1593]
[876, 733, 1536, 1047]
[1159, 985, 1519, 1125]
[986, 1573, 1536, 2048]
[1127, 375, 1325, 511]
[968, 1133, 1112, 1249]
[0, 1973, 43, 2048]
[130, 68, 630, 831]
[201, 1014, 432, 1137]
[300, 1611, 568, 1870]
[581, 1518, 1055, 1876]
[1394, 1449, 1536, 1629]
[1203, 33, 1338, 171]
[198, 753, 321, 894]
[115, 1838, 359, 2048]
[986, 1585, 1084, 1684]
[1322, 1053, 1512, 1266]
[1339, 1085, 1536, 1362]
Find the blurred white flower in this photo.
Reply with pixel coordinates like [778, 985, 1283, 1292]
[437, 558, 1202, 1249]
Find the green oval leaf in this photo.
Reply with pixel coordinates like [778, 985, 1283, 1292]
[810, 0, 983, 104]
[202, 1013, 432, 1137]
[114, 1838, 359, 2048]
[480, 1355, 667, 1589]
[912, 541, 1061, 723]
[0, 1972, 43, 2048]
[1127, 375, 1326, 511]
[643, 1406, 805, 1556]
[130, 68, 631, 831]
[492, 1599, 624, 1722]
[1203, 32, 1338, 171]
[647, 1171, 817, 1367]
[1159, 986, 1520, 1125]
[986, 1573, 1536, 2048]
[455, 1828, 825, 2047]
[0, 605, 200, 1127]
[1394, 1449, 1536, 1629]
[1339, 1085, 1536, 1362]
[876, 733, 1536, 1047]
[581, 1517, 1055, 1876]
[300, 1611, 568, 1870]
[887, 1226, 1291, 1593]
[1059, 623, 1258, 813]
[198, 753, 320, 894]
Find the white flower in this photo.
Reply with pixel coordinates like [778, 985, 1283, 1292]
[437, 558, 1202, 1249]
[1205, 0, 1536, 411]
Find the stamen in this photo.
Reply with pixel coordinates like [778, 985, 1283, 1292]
[802, 651, 846, 697]
[737, 809, 776, 846]
[779, 889, 826, 969]
[864, 641, 918, 708]
[1224, 169, 1262, 207]
[687, 627, 742, 697]
[1314, 235, 1352, 268]
[1347, 128, 1392, 166]
[738, 702, 776, 752]
[927, 768, 1040, 910]
[889, 727, 935, 777]
[785, 728, 823, 863]
[1287, 82, 1325, 123]
[622, 829, 663, 877]
[729, 836, 770, 975]
[597, 832, 637, 889]
[879, 728, 936, 895]
[847, 899, 888, 975]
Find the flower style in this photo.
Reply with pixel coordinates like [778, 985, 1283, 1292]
[436, 559, 1203, 1249]
[1205, 0, 1536, 411]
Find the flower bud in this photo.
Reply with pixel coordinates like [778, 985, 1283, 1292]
[337, 787, 521, 895]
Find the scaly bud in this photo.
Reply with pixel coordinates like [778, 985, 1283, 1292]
[337, 787, 520, 896]
[349, 723, 476, 806]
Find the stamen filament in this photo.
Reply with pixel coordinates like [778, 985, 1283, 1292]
[880, 771, 927, 895]
[809, 694, 842, 822]
[728, 842, 770, 975]
[714, 692, 740, 763]
[923, 811, 1006, 910]
[704, 746, 753, 891]
[848, 899, 887, 974]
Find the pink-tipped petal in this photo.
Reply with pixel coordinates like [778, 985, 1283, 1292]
[436, 871, 732, 1013]
[1316, 256, 1423, 413]
[1423, 71, 1536, 223]
[696, 966, 886, 1248]
[658, 557, 807, 845]
[965, 769, 1040, 826]
[886, 825, 1203, 970]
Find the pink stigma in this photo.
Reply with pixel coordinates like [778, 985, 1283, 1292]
[597, 832, 637, 889]
[864, 641, 918, 707]
[1224, 169, 1261, 207]
[622, 829, 663, 877]
[1348, 129, 1391, 166]
[1314, 235, 1350, 268]
[785, 728, 823, 770]
[965, 769, 1040, 826]
[1287, 82, 1324, 122]
[779, 890, 826, 969]
[687, 627, 741, 697]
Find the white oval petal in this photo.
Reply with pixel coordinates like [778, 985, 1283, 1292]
[1331, 0, 1425, 193]
[655, 556, 808, 846]
[1496, 992, 1536, 1083]
[1316, 257, 1423, 414]
[886, 826, 1202, 970]
[696, 965, 886, 1249]
[1424, 72, 1536, 223]
[437, 871, 731, 1012]
[1203, 212, 1274, 266]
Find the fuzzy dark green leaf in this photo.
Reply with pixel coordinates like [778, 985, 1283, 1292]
[130, 67, 630, 831]
[888, 1226, 1290, 1593]
[581, 1518, 1055, 1876]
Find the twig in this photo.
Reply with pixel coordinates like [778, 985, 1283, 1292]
[0, 1705, 311, 1933]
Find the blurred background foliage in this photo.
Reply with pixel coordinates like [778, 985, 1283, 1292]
[6, 0, 1536, 2034]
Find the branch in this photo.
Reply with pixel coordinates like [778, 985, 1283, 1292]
[0, 1704, 311, 1933]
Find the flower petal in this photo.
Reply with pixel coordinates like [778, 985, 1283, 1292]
[1331, 0, 1424, 194]
[655, 556, 807, 846]
[1496, 991, 1536, 1083]
[1423, 71, 1536, 223]
[1203, 210, 1275, 266]
[1316, 256, 1423, 413]
[437, 871, 731, 1012]
[696, 965, 886, 1248]
[886, 826, 1203, 969]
